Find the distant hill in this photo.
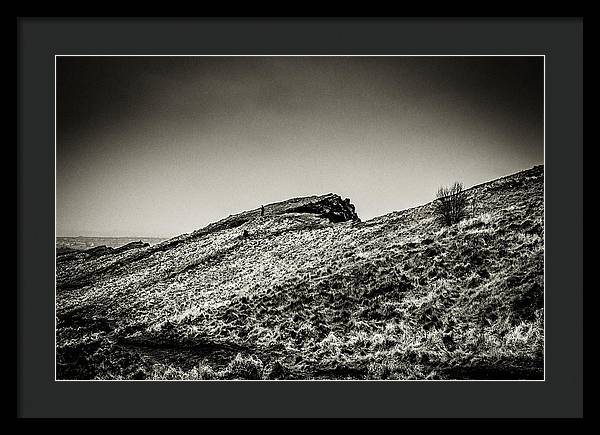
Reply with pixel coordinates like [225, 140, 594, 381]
[56, 165, 544, 380]
[57, 236, 167, 251]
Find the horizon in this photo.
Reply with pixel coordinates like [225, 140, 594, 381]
[56, 162, 542, 239]
[57, 56, 543, 239]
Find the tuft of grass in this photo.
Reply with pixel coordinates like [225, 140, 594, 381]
[223, 353, 264, 380]
[151, 362, 218, 380]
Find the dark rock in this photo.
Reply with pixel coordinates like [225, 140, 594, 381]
[510, 281, 543, 322]
[506, 275, 523, 288]
[266, 360, 291, 380]
[287, 194, 360, 223]
[462, 247, 485, 266]
[114, 241, 150, 254]
[424, 246, 441, 257]
[420, 307, 442, 330]
[131, 369, 146, 380]
[85, 245, 114, 257]
[441, 332, 456, 351]
[468, 275, 482, 288]
[477, 268, 490, 279]
[56, 246, 77, 255]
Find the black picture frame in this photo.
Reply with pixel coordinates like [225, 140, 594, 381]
[17, 17, 583, 418]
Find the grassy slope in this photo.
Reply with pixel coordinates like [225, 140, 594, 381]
[56, 166, 544, 380]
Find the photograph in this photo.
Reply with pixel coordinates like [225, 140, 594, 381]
[55, 55, 545, 381]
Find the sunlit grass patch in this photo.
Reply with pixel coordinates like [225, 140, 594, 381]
[151, 362, 218, 380]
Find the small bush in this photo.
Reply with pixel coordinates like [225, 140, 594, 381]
[434, 182, 469, 226]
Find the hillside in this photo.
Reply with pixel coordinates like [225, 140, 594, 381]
[56, 165, 544, 380]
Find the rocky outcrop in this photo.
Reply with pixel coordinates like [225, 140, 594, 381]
[114, 241, 150, 253]
[187, 193, 360, 239]
[286, 194, 360, 223]
[85, 245, 115, 257]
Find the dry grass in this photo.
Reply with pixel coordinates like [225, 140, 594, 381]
[56, 166, 544, 380]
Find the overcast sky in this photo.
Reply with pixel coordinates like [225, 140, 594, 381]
[57, 56, 543, 238]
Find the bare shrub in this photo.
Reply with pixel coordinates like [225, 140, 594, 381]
[434, 182, 468, 226]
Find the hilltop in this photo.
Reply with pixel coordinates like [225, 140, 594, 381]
[56, 166, 544, 380]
